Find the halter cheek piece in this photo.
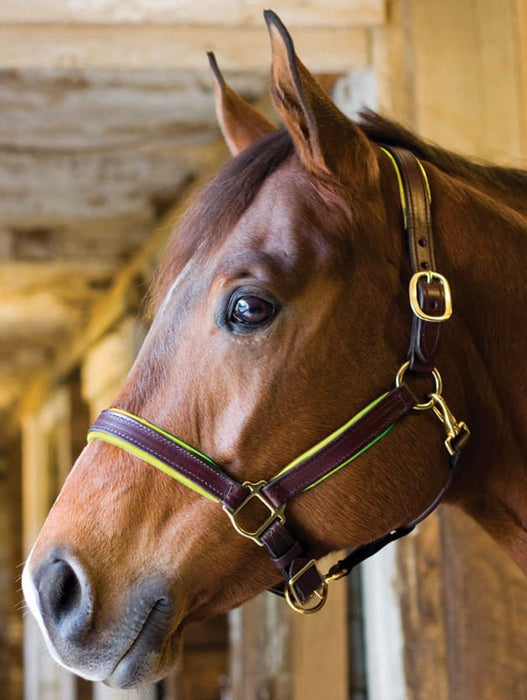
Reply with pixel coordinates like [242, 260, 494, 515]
[87, 146, 470, 614]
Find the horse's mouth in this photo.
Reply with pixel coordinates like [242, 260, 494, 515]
[105, 596, 177, 689]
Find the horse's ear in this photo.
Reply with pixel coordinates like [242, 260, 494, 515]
[208, 52, 276, 155]
[264, 11, 375, 180]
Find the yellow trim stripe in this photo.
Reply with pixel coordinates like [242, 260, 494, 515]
[380, 147, 432, 230]
[88, 393, 395, 497]
[87, 428, 219, 503]
[109, 408, 218, 465]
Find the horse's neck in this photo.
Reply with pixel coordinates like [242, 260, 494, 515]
[436, 168, 527, 571]
[443, 175, 527, 424]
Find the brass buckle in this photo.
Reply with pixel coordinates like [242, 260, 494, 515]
[223, 481, 286, 547]
[409, 271, 453, 322]
[284, 560, 328, 615]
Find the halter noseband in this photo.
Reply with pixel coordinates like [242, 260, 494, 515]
[87, 146, 470, 614]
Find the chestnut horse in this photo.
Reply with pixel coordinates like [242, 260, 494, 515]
[23, 11, 527, 689]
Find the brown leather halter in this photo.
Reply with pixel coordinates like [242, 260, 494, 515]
[88, 146, 470, 614]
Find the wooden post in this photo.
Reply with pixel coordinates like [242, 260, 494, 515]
[81, 317, 142, 421]
[229, 594, 293, 699]
[229, 553, 349, 699]
[22, 388, 76, 700]
[292, 567, 349, 700]
[0, 435, 23, 700]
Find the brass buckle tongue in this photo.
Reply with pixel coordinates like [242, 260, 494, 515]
[223, 481, 285, 547]
[409, 271, 453, 322]
[284, 560, 328, 615]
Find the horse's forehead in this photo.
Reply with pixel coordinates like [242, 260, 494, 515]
[248, 161, 312, 222]
[223, 163, 323, 257]
[157, 160, 329, 310]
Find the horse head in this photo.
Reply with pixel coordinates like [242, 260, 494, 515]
[22, 11, 466, 688]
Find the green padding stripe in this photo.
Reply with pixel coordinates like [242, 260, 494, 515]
[275, 392, 391, 481]
[86, 429, 219, 503]
[304, 424, 393, 491]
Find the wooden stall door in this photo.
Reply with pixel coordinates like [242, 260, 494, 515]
[365, 1, 527, 699]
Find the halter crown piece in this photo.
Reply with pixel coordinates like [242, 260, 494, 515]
[88, 146, 470, 614]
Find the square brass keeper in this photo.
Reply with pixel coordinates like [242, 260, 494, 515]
[223, 481, 286, 546]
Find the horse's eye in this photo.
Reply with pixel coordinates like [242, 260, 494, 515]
[228, 293, 276, 329]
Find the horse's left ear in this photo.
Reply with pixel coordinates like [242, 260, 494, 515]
[208, 52, 276, 155]
[264, 11, 375, 181]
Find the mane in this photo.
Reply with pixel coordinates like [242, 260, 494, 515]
[360, 110, 527, 201]
[149, 129, 294, 311]
[150, 110, 526, 313]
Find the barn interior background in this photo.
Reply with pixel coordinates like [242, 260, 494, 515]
[1, 1, 526, 699]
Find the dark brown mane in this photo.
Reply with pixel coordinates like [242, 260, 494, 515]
[360, 110, 527, 202]
[149, 129, 294, 311]
[150, 110, 526, 313]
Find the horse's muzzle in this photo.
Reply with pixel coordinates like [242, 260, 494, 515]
[23, 546, 177, 687]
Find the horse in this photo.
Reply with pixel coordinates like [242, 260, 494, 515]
[22, 10, 527, 689]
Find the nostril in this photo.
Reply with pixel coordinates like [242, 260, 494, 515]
[35, 549, 93, 637]
[39, 560, 81, 622]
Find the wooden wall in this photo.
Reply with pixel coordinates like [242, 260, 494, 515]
[5, 0, 527, 698]
[369, 2, 527, 699]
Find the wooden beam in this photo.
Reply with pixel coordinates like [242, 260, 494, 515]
[8, 140, 229, 433]
[0, 24, 369, 71]
[0, 0, 385, 28]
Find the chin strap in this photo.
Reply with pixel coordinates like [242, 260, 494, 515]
[87, 146, 471, 614]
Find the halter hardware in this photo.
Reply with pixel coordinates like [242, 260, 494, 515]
[395, 360, 443, 411]
[223, 481, 286, 547]
[409, 271, 453, 323]
[86, 146, 471, 615]
[284, 560, 328, 614]
[430, 392, 471, 456]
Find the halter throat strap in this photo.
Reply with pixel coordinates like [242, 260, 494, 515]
[87, 146, 469, 614]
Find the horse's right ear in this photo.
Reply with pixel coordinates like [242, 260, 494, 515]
[264, 11, 376, 183]
[208, 52, 276, 156]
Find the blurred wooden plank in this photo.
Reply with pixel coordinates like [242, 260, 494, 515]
[0, 24, 369, 71]
[397, 516, 449, 700]
[396, 509, 527, 700]
[409, 0, 523, 163]
[440, 509, 527, 700]
[229, 595, 293, 700]
[0, 0, 385, 27]
[292, 561, 348, 700]
[517, 0, 527, 156]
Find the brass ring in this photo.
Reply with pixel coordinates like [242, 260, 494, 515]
[284, 581, 328, 615]
[395, 361, 442, 411]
